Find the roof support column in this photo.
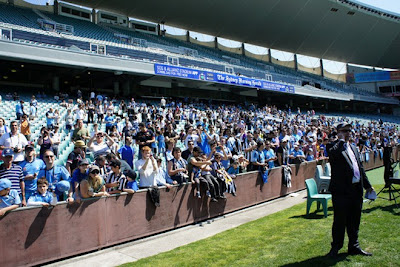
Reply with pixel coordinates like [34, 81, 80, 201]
[186, 31, 190, 42]
[294, 54, 298, 71]
[320, 59, 324, 77]
[92, 9, 97, 24]
[241, 43, 245, 56]
[214, 37, 218, 49]
[268, 48, 272, 63]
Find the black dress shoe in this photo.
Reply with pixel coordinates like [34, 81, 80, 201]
[326, 249, 339, 258]
[348, 248, 372, 256]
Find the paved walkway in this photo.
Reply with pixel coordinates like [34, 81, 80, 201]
[46, 190, 307, 267]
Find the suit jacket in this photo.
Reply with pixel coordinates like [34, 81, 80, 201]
[328, 139, 372, 197]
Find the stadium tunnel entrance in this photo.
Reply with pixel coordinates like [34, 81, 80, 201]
[0, 58, 392, 115]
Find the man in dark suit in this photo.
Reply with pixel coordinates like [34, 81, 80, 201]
[327, 123, 375, 258]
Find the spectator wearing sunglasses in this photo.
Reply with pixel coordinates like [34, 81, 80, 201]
[38, 149, 71, 202]
[80, 165, 109, 199]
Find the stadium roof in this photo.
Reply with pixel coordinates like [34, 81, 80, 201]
[66, 0, 400, 69]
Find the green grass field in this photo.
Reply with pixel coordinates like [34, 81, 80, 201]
[121, 167, 400, 267]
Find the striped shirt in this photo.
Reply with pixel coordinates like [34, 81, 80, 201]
[106, 172, 127, 192]
[0, 163, 24, 194]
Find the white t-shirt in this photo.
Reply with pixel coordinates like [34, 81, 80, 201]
[75, 109, 85, 120]
[89, 141, 111, 159]
[184, 134, 200, 148]
[0, 133, 28, 161]
[136, 158, 158, 187]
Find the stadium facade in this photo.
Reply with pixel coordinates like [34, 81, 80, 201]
[0, 0, 399, 114]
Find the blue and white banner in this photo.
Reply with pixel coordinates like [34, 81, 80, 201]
[154, 64, 295, 93]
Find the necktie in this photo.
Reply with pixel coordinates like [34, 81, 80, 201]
[345, 143, 360, 183]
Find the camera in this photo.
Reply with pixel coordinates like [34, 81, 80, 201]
[13, 147, 19, 153]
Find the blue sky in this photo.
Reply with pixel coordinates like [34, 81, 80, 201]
[24, 0, 400, 73]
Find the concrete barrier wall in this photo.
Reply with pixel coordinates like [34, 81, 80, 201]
[0, 153, 388, 266]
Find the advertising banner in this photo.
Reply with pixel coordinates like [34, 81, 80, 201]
[154, 64, 295, 93]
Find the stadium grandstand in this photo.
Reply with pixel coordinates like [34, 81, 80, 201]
[0, 0, 400, 265]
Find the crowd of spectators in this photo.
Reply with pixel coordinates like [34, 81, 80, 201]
[1, 91, 399, 216]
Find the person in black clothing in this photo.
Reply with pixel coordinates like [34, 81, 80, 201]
[182, 141, 195, 161]
[326, 123, 375, 258]
[135, 123, 155, 157]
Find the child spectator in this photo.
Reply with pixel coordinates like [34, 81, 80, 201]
[154, 157, 176, 189]
[0, 178, 20, 216]
[27, 178, 57, 207]
[190, 155, 214, 200]
[106, 159, 134, 194]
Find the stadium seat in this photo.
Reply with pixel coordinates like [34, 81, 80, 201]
[305, 178, 332, 218]
[314, 165, 331, 193]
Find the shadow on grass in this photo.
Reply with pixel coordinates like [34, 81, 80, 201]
[280, 253, 350, 267]
[363, 202, 400, 215]
[289, 207, 334, 220]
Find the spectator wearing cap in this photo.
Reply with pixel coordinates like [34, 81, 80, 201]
[0, 148, 25, 206]
[326, 122, 375, 258]
[135, 146, 158, 188]
[71, 158, 90, 202]
[38, 149, 71, 202]
[80, 165, 109, 199]
[289, 144, 306, 164]
[19, 145, 44, 200]
[106, 159, 134, 194]
[135, 123, 155, 159]
[16, 100, 24, 120]
[117, 136, 135, 169]
[0, 178, 21, 216]
[27, 178, 56, 207]
[94, 155, 110, 178]
[0, 120, 28, 163]
[72, 119, 90, 143]
[124, 169, 139, 191]
[66, 140, 86, 175]
[226, 157, 240, 177]
[276, 137, 289, 166]
[303, 137, 317, 159]
[87, 131, 115, 159]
